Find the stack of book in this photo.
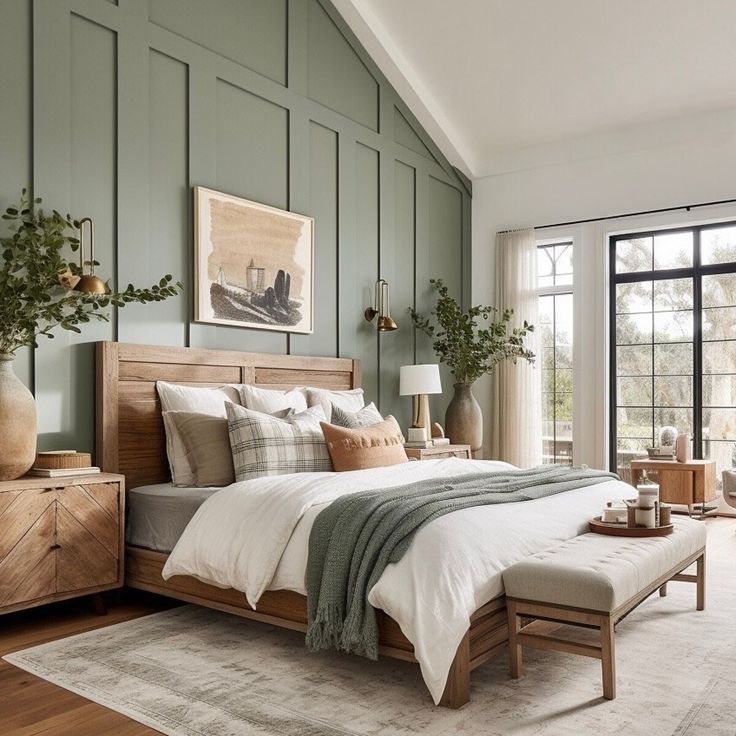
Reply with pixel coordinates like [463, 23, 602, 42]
[404, 437, 452, 449]
[27, 451, 100, 478]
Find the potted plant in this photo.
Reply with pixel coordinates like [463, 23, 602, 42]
[409, 279, 534, 455]
[0, 190, 182, 480]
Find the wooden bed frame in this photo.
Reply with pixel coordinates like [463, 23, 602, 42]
[95, 341, 509, 708]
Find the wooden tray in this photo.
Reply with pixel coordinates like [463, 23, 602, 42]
[589, 516, 674, 537]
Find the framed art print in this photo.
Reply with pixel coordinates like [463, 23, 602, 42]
[194, 187, 314, 334]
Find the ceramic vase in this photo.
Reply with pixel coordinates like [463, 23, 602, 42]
[445, 382, 482, 457]
[0, 354, 37, 480]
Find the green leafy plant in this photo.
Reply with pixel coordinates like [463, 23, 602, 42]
[0, 190, 183, 354]
[409, 279, 535, 385]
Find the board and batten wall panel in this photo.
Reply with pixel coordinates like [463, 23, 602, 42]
[6, 0, 469, 454]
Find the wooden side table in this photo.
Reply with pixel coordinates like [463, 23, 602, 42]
[630, 459, 716, 518]
[0, 472, 125, 615]
[405, 444, 471, 461]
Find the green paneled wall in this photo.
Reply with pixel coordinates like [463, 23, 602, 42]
[0, 0, 470, 453]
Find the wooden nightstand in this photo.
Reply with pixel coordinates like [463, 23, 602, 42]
[405, 444, 472, 461]
[630, 459, 716, 517]
[0, 472, 125, 615]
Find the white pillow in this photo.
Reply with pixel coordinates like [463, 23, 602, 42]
[238, 384, 308, 414]
[156, 381, 241, 486]
[226, 403, 332, 481]
[306, 387, 364, 420]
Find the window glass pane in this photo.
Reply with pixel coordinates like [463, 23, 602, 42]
[617, 408, 653, 438]
[655, 408, 693, 436]
[654, 376, 693, 407]
[616, 238, 652, 273]
[654, 342, 692, 376]
[703, 375, 736, 408]
[702, 306, 736, 341]
[617, 345, 651, 376]
[703, 440, 736, 474]
[702, 226, 736, 266]
[653, 231, 693, 270]
[536, 282, 573, 466]
[616, 282, 652, 314]
[555, 293, 573, 344]
[555, 344, 573, 370]
[538, 299, 554, 349]
[653, 311, 693, 343]
[554, 243, 573, 285]
[653, 278, 693, 311]
[618, 376, 652, 406]
[616, 313, 652, 344]
[703, 409, 736, 441]
[703, 341, 736, 374]
[702, 273, 736, 308]
[538, 247, 554, 288]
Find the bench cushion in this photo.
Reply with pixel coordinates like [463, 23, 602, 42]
[503, 518, 706, 613]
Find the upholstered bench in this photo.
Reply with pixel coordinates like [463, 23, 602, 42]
[502, 518, 706, 699]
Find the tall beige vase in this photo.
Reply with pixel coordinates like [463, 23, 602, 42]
[0, 354, 37, 480]
[445, 382, 482, 457]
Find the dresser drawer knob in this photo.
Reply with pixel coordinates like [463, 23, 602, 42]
[49, 544, 61, 550]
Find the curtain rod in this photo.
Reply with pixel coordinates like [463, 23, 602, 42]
[498, 196, 736, 234]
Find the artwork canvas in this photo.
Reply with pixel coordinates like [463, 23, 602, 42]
[194, 187, 314, 334]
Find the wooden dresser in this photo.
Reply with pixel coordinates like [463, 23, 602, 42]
[0, 473, 125, 614]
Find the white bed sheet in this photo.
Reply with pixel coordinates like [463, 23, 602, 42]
[163, 458, 631, 703]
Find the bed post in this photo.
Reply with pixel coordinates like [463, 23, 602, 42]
[439, 631, 470, 709]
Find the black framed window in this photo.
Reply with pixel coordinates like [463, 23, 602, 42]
[538, 242, 573, 465]
[610, 223, 736, 483]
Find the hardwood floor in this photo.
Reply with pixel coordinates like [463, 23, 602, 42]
[0, 590, 176, 735]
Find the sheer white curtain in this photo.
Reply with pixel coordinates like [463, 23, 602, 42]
[490, 228, 542, 467]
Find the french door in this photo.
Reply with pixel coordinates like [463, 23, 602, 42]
[609, 223, 736, 483]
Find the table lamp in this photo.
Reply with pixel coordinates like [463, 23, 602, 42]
[399, 364, 442, 442]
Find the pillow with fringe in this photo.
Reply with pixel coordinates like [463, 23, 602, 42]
[320, 416, 408, 471]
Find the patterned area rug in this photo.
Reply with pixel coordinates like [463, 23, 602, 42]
[5, 525, 735, 736]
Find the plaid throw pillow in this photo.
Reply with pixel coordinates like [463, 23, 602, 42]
[226, 403, 333, 481]
[331, 402, 384, 428]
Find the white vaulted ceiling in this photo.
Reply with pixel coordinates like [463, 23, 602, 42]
[333, 0, 736, 177]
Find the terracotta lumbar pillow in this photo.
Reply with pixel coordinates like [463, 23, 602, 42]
[320, 416, 408, 471]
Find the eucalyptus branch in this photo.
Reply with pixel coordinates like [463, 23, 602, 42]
[0, 190, 183, 354]
[409, 278, 535, 385]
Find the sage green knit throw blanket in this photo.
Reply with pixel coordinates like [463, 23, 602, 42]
[305, 464, 617, 659]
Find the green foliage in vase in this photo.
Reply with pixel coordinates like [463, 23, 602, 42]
[409, 279, 535, 385]
[0, 190, 183, 354]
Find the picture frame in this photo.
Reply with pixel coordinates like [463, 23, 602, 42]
[193, 187, 314, 334]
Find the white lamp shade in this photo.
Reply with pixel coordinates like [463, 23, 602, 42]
[399, 364, 442, 396]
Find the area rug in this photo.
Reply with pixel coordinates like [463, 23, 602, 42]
[5, 524, 735, 736]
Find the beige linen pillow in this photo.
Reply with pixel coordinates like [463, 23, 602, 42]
[156, 381, 241, 486]
[320, 416, 408, 472]
[165, 411, 235, 487]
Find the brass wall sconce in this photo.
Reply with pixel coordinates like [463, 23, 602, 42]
[364, 278, 398, 331]
[73, 217, 109, 295]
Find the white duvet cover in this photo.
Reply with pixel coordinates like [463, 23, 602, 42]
[163, 458, 631, 703]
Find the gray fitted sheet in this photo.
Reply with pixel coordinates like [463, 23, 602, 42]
[126, 483, 222, 553]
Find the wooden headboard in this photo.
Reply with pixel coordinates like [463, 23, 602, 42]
[95, 341, 361, 489]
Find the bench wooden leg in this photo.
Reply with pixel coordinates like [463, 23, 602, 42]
[696, 551, 706, 611]
[507, 601, 522, 679]
[439, 632, 470, 709]
[600, 615, 616, 700]
[658, 583, 668, 597]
